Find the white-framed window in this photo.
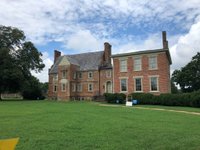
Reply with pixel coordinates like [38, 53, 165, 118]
[149, 55, 157, 70]
[53, 74, 58, 81]
[62, 70, 67, 78]
[134, 77, 143, 92]
[73, 72, 76, 79]
[150, 76, 159, 92]
[72, 83, 76, 92]
[120, 78, 127, 92]
[61, 83, 66, 91]
[106, 70, 111, 78]
[88, 83, 93, 92]
[53, 84, 57, 92]
[77, 83, 82, 92]
[120, 59, 127, 72]
[134, 57, 142, 71]
[78, 72, 82, 79]
[88, 71, 93, 79]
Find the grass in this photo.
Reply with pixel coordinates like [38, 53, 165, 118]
[0, 100, 200, 150]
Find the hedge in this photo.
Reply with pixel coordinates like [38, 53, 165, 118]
[104, 93, 126, 104]
[130, 91, 200, 107]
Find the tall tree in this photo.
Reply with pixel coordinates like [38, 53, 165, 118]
[172, 52, 200, 92]
[0, 25, 45, 98]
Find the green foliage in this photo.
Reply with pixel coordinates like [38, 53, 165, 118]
[131, 91, 200, 107]
[0, 25, 45, 95]
[172, 52, 200, 92]
[104, 93, 126, 104]
[22, 76, 45, 100]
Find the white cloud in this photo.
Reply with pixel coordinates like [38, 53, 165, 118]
[170, 21, 200, 70]
[31, 52, 53, 83]
[65, 30, 101, 52]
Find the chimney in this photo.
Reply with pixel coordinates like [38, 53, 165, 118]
[104, 42, 111, 64]
[162, 31, 168, 49]
[54, 50, 61, 63]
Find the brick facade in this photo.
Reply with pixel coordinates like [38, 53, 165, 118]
[48, 31, 172, 100]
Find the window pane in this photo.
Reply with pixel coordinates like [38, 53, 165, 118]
[151, 77, 158, 91]
[120, 60, 127, 72]
[121, 79, 127, 91]
[149, 56, 157, 69]
[134, 58, 141, 71]
[135, 78, 142, 91]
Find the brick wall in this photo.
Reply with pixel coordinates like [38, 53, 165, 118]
[113, 52, 171, 95]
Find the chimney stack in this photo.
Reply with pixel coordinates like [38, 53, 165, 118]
[54, 50, 61, 63]
[104, 42, 112, 65]
[162, 31, 168, 49]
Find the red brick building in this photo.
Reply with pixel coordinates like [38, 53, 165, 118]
[48, 43, 113, 100]
[112, 31, 172, 96]
[48, 31, 172, 100]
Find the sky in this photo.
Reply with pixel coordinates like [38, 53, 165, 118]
[0, 0, 200, 82]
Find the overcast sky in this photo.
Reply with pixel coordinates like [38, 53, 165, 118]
[1, 0, 200, 82]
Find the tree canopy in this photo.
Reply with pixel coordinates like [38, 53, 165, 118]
[0, 25, 45, 96]
[172, 52, 200, 92]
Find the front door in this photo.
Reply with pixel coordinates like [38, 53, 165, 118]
[106, 81, 112, 93]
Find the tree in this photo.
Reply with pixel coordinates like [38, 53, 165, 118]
[0, 25, 45, 98]
[22, 76, 45, 100]
[172, 52, 200, 92]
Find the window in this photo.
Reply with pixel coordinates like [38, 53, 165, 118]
[88, 72, 93, 79]
[106, 70, 111, 78]
[150, 76, 159, 91]
[149, 55, 157, 69]
[134, 57, 142, 71]
[120, 59, 127, 72]
[61, 83, 66, 91]
[120, 78, 127, 92]
[53, 74, 58, 81]
[88, 83, 93, 92]
[78, 72, 82, 79]
[77, 84, 82, 92]
[72, 83, 76, 92]
[134, 77, 142, 92]
[62, 70, 67, 78]
[73, 72, 76, 79]
[53, 85, 57, 92]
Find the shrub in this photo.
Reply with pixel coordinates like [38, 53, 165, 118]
[104, 93, 126, 104]
[130, 91, 200, 107]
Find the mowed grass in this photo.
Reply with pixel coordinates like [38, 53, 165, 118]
[0, 101, 200, 150]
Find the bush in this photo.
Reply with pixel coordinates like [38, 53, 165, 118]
[104, 93, 126, 104]
[130, 91, 200, 107]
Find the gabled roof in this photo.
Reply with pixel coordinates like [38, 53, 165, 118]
[49, 51, 104, 74]
[111, 48, 172, 64]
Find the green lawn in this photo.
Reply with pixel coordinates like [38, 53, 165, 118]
[0, 101, 200, 150]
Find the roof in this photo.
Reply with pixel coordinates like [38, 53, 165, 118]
[111, 48, 172, 64]
[49, 51, 104, 74]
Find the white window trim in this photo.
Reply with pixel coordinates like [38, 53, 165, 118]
[133, 56, 142, 71]
[61, 83, 66, 92]
[73, 72, 76, 79]
[53, 74, 58, 81]
[133, 76, 143, 92]
[148, 55, 158, 70]
[88, 83, 93, 92]
[78, 72, 82, 79]
[149, 75, 159, 92]
[88, 71, 93, 79]
[77, 83, 82, 92]
[72, 83, 76, 92]
[120, 78, 128, 93]
[120, 59, 127, 72]
[53, 84, 57, 92]
[62, 70, 67, 79]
